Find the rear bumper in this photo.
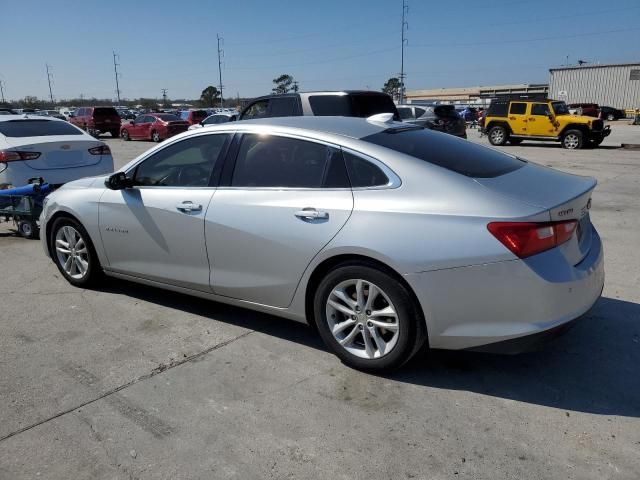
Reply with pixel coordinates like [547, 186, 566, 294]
[405, 226, 604, 351]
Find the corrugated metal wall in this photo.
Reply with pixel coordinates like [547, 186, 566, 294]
[548, 64, 640, 109]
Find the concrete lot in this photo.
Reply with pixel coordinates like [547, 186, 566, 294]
[1, 122, 639, 479]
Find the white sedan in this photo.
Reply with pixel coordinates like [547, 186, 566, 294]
[0, 115, 113, 187]
[188, 112, 237, 130]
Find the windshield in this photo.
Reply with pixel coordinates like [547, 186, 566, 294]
[552, 102, 570, 115]
[0, 119, 83, 137]
[362, 128, 525, 178]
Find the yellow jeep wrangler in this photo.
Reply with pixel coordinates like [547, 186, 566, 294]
[483, 99, 611, 149]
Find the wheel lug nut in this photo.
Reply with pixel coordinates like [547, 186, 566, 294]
[358, 324, 364, 331]
[366, 310, 371, 315]
[367, 321, 373, 328]
[351, 315, 357, 320]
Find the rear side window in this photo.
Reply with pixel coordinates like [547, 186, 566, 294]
[309, 95, 351, 116]
[242, 100, 269, 120]
[414, 107, 426, 117]
[397, 107, 413, 120]
[486, 102, 508, 117]
[362, 129, 525, 178]
[343, 151, 389, 187]
[0, 120, 83, 137]
[309, 94, 399, 120]
[509, 103, 527, 115]
[269, 97, 299, 117]
[231, 134, 348, 188]
[93, 107, 119, 117]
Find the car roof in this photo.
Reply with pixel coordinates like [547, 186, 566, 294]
[230, 115, 408, 139]
[0, 114, 67, 122]
[248, 90, 391, 101]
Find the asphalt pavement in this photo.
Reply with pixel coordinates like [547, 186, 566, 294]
[1, 121, 639, 479]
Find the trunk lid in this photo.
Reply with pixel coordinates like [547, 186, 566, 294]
[476, 162, 596, 264]
[6, 136, 106, 170]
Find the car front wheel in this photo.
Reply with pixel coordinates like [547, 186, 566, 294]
[314, 264, 426, 371]
[488, 125, 508, 146]
[151, 130, 161, 142]
[50, 217, 102, 287]
[561, 129, 584, 149]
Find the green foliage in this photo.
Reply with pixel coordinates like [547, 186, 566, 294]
[382, 77, 401, 99]
[200, 86, 220, 107]
[272, 74, 294, 94]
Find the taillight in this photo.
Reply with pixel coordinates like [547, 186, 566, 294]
[487, 220, 578, 258]
[0, 150, 41, 162]
[88, 145, 111, 155]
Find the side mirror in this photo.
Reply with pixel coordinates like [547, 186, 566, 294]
[105, 172, 132, 190]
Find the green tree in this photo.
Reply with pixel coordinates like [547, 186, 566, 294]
[200, 86, 220, 107]
[382, 77, 401, 100]
[272, 74, 294, 94]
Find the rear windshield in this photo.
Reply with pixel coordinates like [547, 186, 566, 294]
[362, 128, 525, 178]
[0, 120, 83, 137]
[309, 94, 399, 120]
[155, 114, 180, 121]
[93, 107, 119, 117]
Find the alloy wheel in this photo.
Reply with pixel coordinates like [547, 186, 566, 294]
[564, 133, 580, 149]
[325, 279, 400, 359]
[152, 131, 161, 142]
[55, 225, 90, 280]
[490, 128, 504, 144]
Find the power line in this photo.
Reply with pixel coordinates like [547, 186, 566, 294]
[45, 64, 54, 104]
[112, 51, 121, 104]
[217, 34, 224, 108]
[399, 0, 408, 103]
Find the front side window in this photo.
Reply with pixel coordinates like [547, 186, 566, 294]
[509, 102, 527, 115]
[242, 100, 269, 120]
[397, 107, 414, 120]
[531, 103, 550, 116]
[231, 134, 348, 188]
[551, 102, 570, 115]
[133, 134, 230, 187]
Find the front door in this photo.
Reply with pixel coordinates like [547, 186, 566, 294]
[206, 133, 353, 308]
[508, 102, 529, 135]
[99, 132, 231, 291]
[527, 103, 558, 137]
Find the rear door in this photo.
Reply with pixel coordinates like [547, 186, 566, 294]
[206, 132, 353, 307]
[508, 102, 528, 135]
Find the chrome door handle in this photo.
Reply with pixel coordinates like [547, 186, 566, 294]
[176, 201, 202, 213]
[294, 208, 329, 220]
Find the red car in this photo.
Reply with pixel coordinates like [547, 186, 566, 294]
[568, 103, 600, 118]
[69, 106, 121, 137]
[179, 109, 208, 125]
[120, 113, 189, 142]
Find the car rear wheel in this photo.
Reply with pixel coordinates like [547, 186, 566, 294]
[121, 129, 130, 141]
[488, 125, 508, 146]
[151, 130, 161, 143]
[606, 113, 615, 121]
[50, 217, 102, 287]
[561, 130, 584, 149]
[314, 264, 426, 371]
[18, 220, 38, 239]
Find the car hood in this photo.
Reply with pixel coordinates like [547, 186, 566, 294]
[562, 114, 597, 122]
[58, 175, 108, 190]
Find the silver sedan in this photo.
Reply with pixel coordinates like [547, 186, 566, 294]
[40, 116, 604, 371]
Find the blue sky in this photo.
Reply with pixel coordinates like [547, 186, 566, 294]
[1, 0, 639, 102]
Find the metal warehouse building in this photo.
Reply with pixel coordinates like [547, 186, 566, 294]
[549, 62, 640, 110]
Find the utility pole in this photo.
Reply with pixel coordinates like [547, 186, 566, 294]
[399, 0, 408, 103]
[46, 64, 54, 104]
[161, 88, 168, 107]
[112, 51, 121, 104]
[0, 80, 5, 104]
[217, 34, 224, 108]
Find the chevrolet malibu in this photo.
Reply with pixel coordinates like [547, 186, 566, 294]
[40, 116, 604, 371]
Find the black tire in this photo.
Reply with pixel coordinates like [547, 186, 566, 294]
[49, 217, 102, 287]
[313, 263, 426, 372]
[17, 220, 38, 239]
[561, 129, 584, 149]
[121, 129, 130, 141]
[509, 138, 522, 145]
[488, 125, 508, 146]
[151, 130, 161, 143]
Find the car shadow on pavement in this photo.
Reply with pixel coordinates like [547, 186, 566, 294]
[101, 279, 640, 417]
[396, 296, 640, 418]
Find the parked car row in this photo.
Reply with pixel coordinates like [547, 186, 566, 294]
[567, 103, 627, 120]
